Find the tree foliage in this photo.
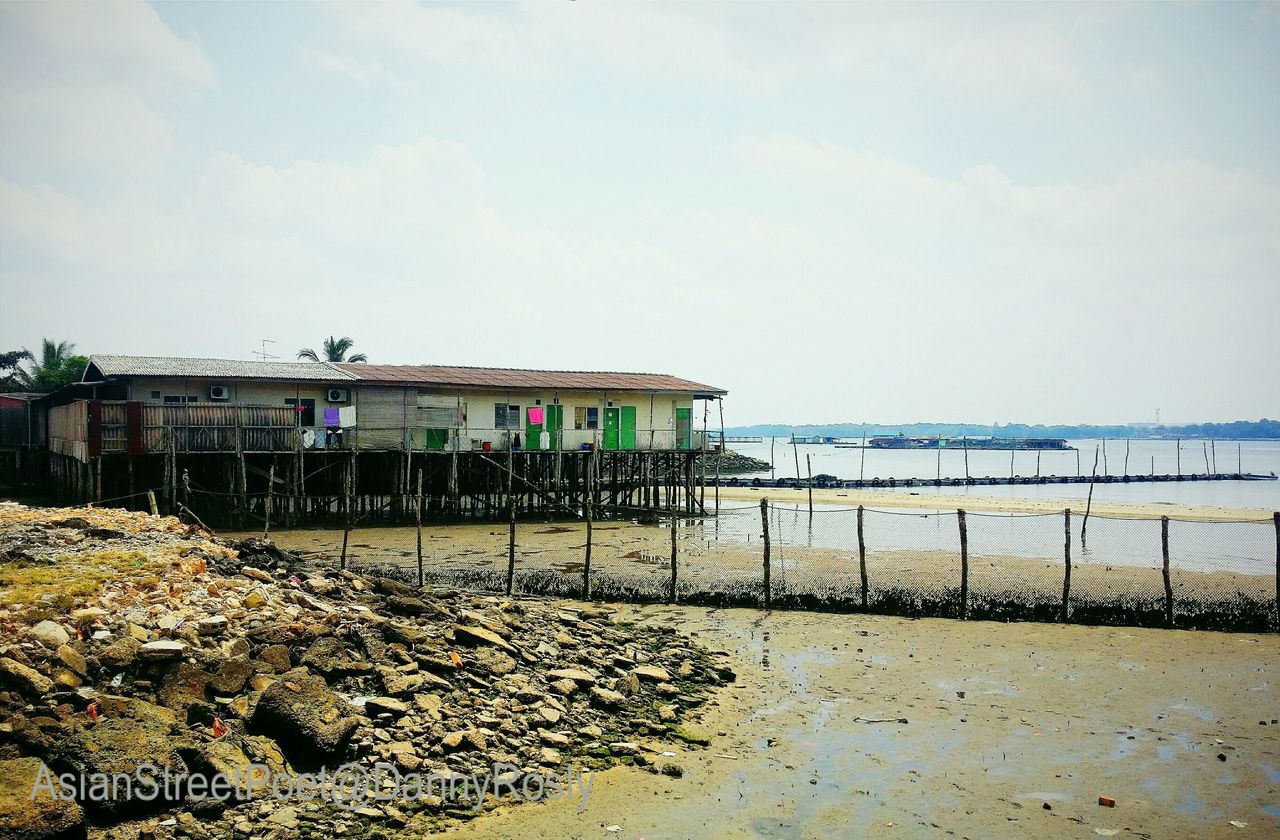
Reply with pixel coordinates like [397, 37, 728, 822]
[297, 336, 368, 363]
[1, 340, 88, 393]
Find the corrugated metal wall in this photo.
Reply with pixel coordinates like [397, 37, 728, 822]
[354, 386, 408, 450]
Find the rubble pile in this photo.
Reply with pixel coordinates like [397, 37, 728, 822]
[0, 503, 733, 839]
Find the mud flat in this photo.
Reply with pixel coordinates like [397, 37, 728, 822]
[446, 605, 1280, 839]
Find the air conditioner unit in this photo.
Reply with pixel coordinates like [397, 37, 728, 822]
[326, 388, 349, 403]
[209, 385, 230, 401]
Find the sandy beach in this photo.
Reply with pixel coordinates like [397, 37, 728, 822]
[712, 485, 1276, 522]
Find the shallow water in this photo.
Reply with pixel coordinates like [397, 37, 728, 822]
[733, 438, 1280, 509]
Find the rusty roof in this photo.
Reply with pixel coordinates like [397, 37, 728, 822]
[338, 364, 726, 395]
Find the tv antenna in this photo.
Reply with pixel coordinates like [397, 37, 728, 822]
[252, 339, 279, 362]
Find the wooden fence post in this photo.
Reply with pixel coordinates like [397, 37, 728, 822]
[147, 489, 159, 517]
[340, 456, 352, 571]
[958, 509, 968, 620]
[1062, 508, 1071, 622]
[1161, 515, 1173, 627]
[415, 468, 424, 588]
[1272, 512, 1278, 632]
[263, 464, 275, 539]
[506, 496, 516, 595]
[857, 505, 868, 610]
[760, 498, 771, 609]
[669, 506, 678, 604]
[806, 453, 813, 517]
[583, 456, 593, 600]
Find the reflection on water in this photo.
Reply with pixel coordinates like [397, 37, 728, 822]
[696, 502, 1274, 575]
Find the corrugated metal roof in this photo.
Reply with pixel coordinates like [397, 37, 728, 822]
[339, 364, 726, 395]
[86, 355, 358, 382]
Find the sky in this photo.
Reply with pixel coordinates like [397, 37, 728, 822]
[1, 2, 1278, 427]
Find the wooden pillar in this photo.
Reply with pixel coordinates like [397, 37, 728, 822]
[760, 498, 771, 609]
[506, 496, 516, 595]
[958, 509, 969, 620]
[857, 505, 867, 609]
[583, 456, 593, 600]
[1162, 515, 1173, 627]
[415, 468, 424, 588]
[669, 505, 678, 604]
[1062, 508, 1072, 622]
[263, 463, 275, 538]
[1273, 512, 1279, 632]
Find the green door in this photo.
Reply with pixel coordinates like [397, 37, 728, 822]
[675, 407, 692, 450]
[546, 404, 563, 450]
[525, 407, 543, 451]
[620, 406, 637, 450]
[603, 407, 620, 450]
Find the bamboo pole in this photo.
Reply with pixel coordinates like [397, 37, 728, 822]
[860, 430, 866, 483]
[792, 436, 800, 484]
[1124, 438, 1130, 476]
[1062, 508, 1071, 622]
[963, 435, 969, 481]
[1177, 438, 1182, 475]
[770, 435, 776, 481]
[760, 498, 771, 609]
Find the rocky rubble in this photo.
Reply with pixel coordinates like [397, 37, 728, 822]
[0, 503, 734, 838]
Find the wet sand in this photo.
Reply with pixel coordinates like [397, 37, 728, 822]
[444, 605, 1280, 839]
[714, 485, 1275, 522]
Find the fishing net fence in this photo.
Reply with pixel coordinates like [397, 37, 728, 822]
[285, 502, 1278, 633]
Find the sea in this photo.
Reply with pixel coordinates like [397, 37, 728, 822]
[728, 438, 1280, 511]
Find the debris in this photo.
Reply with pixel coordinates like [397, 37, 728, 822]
[1098, 796, 1116, 808]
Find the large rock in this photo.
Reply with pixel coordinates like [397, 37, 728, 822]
[209, 657, 256, 695]
[453, 624, 515, 653]
[50, 698, 187, 816]
[137, 640, 187, 662]
[0, 757, 86, 840]
[547, 668, 595, 685]
[631, 664, 671, 682]
[97, 637, 141, 670]
[251, 669, 359, 766]
[300, 637, 372, 677]
[30, 620, 70, 648]
[0, 658, 53, 698]
[590, 686, 628, 708]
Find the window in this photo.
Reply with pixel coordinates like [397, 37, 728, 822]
[494, 403, 520, 429]
[162, 396, 199, 404]
[150, 390, 161, 401]
[285, 398, 316, 427]
[586, 407, 598, 429]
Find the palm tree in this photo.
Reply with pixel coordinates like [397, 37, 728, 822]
[15, 339, 88, 392]
[297, 336, 368, 363]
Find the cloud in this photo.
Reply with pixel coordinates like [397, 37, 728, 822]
[321, 1, 1106, 102]
[0, 2, 213, 177]
[299, 47, 387, 86]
